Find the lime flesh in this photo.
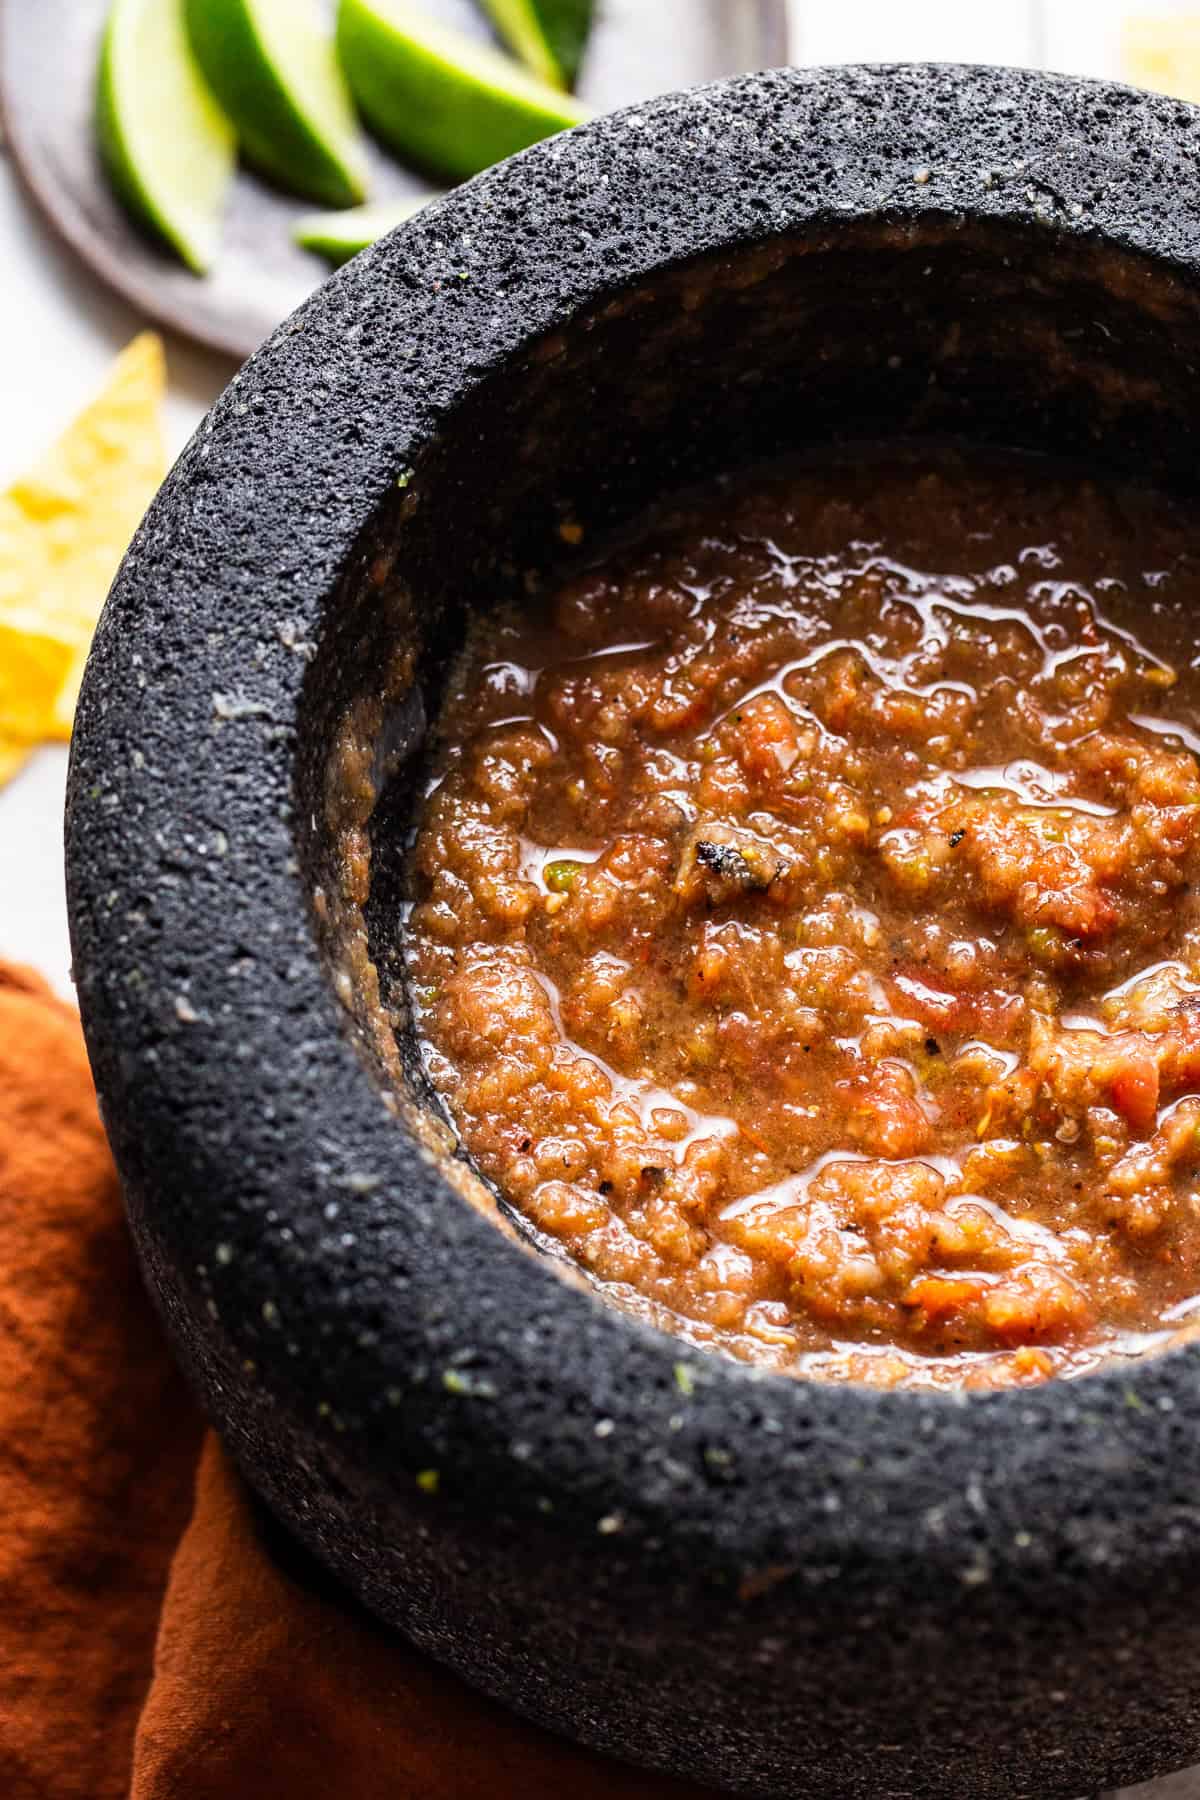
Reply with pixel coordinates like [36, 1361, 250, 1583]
[337, 0, 588, 182]
[185, 0, 368, 207]
[293, 197, 430, 265]
[480, 0, 593, 90]
[97, 0, 235, 274]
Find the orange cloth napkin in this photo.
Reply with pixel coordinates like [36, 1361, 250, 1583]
[0, 965, 711, 1800]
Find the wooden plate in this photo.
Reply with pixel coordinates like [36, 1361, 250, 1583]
[0, 0, 789, 362]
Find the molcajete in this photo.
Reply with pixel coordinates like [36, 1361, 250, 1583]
[65, 63, 1200, 1800]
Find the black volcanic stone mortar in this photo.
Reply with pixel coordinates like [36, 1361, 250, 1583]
[65, 64, 1200, 1800]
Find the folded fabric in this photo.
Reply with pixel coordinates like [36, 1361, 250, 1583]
[0, 964, 711, 1799]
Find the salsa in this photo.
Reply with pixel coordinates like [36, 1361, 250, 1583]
[404, 448, 1200, 1388]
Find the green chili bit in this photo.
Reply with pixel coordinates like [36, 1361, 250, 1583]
[1026, 925, 1070, 967]
[543, 858, 583, 894]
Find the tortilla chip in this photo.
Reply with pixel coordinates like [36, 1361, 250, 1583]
[0, 610, 77, 783]
[0, 332, 168, 749]
[1122, 17, 1200, 103]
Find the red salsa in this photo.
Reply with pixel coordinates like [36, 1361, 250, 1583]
[405, 449, 1200, 1387]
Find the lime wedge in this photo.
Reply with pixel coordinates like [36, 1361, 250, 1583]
[480, 0, 593, 90]
[294, 197, 431, 265]
[97, 0, 235, 274]
[184, 0, 368, 206]
[336, 0, 588, 181]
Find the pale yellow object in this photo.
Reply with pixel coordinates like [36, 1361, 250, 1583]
[0, 610, 79, 788]
[1122, 16, 1200, 103]
[0, 331, 168, 750]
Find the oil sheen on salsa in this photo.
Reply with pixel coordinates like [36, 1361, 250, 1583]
[404, 448, 1200, 1388]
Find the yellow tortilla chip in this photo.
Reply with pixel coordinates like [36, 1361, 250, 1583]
[0, 331, 167, 748]
[0, 609, 77, 784]
[1122, 17, 1200, 103]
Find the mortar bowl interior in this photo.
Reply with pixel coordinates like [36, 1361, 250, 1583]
[303, 215, 1200, 1137]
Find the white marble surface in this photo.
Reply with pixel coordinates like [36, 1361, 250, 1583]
[2, 8, 1200, 1793]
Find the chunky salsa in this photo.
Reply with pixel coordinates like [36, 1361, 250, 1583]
[404, 449, 1200, 1387]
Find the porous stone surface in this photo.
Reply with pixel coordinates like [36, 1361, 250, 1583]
[65, 65, 1200, 1800]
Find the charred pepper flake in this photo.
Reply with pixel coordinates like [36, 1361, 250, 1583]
[695, 839, 752, 880]
[683, 832, 789, 901]
[949, 829, 966, 847]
